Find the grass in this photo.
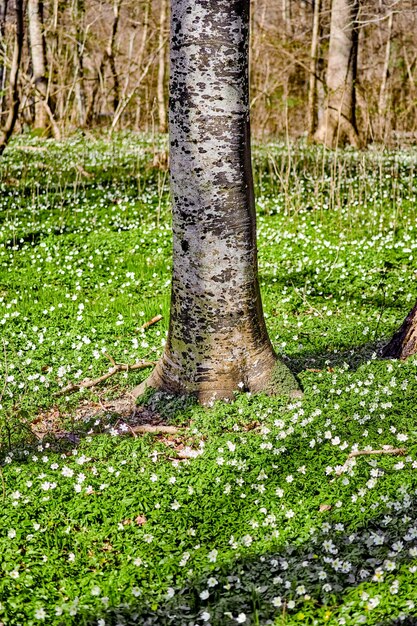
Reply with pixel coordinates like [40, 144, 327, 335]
[1, 133, 417, 625]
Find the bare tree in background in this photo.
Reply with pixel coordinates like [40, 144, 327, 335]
[0, 0, 23, 154]
[0, 0, 416, 143]
[108, 0, 121, 113]
[72, 0, 87, 127]
[0, 0, 8, 116]
[378, 9, 394, 142]
[314, 0, 361, 148]
[156, 0, 167, 132]
[307, 0, 321, 137]
[28, 0, 49, 131]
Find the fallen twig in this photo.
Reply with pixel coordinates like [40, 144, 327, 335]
[334, 446, 406, 478]
[347, 447, 406, 460]
[55, 360, 156, 397]
[129, 425, 179, 435]
[139, 314, 163, 330]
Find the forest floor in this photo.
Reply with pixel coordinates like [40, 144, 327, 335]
[1, 134, 417, 625]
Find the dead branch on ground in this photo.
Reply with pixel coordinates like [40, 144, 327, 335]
[55, 357, 156, 397]
[140, 314, 163, 330]
[333, 446, 407, 478]
[129, 424, 178, 435]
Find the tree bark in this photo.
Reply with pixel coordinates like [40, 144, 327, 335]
[133, 0, 300, 405]
[382, 301, 417, 360]
[157, 0, 167, 133]
[282, 0, 291, 37]
[108, 0, 121, 113]
[72, 0, 87, 127]
[378, 10, 393, 143]
[314, 0, 361, 148]
[86, 0, 121, 125]
[0, 0, 8, 117]
[0, 0, 23, 154]
[307, 0, 321, 137]
[28, 0, 49, 130]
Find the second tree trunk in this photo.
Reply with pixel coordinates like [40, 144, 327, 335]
[314, 0, 360, 148]
[28, 0, 49, 130]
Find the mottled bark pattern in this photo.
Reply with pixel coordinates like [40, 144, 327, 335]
[383, 301, 417, 360]
[314, 0, 360, 148]
[134, 0, 299, 404]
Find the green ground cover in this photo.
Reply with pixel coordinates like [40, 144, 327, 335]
[1, 135, 417, 625]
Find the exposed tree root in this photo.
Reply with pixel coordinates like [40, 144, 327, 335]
[55, 355, 156, 397]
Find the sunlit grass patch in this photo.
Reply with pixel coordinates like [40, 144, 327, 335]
[1, 135, 417, 624]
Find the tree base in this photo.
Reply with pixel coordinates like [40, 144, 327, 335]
[382, 301, 417, 360]
[132, 358, 302, 406]
[313, 114, 361, 149]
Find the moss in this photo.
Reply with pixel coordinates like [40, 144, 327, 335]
[265, 359, 302, 397]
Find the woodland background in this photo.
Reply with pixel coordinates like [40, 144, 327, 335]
[0, 0, 416, 145]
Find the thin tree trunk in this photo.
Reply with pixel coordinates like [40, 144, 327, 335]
[0, 0, 23, 154]
[86, 56, 105, 127]
[314, 0, 361, 148]
[72, 0, 86, 127]
[402, 46, 416, 98]
[308, 0, 321, 137]
[0, 0, 8, 117]
[383, 301, 417, 360]
[133, 0, 150, 129]
[133, 0, 300, 404]
[28, 0, 49, 130]
[156, 0, 167, 133]
[300, 0, 308, 28]
[108, 0, 121, 113]
[378, 10, 393, 142]
[282, 0, 291, 37]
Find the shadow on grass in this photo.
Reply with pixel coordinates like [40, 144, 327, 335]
[80, 493, 417, 626]
[287, 337, 389, 375]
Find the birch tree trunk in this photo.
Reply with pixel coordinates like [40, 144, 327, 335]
[314, 0, 361, 148]
[133, 0, 299, 404]
[28, 0, 49, 130]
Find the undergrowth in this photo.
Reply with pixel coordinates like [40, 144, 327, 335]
[1, 134, 417, 625]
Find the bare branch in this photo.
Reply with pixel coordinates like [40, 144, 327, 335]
[140, 314, 163, 330]
[333, 446, 407, 478]
[55, 360, 156, 397]
[129, 424, 179, 435]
